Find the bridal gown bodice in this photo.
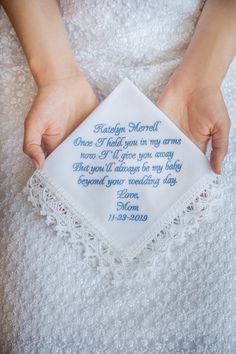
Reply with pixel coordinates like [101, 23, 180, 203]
[0, 1, 235, 353]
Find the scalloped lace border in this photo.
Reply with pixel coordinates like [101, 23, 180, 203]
[23, 170, 224, 281]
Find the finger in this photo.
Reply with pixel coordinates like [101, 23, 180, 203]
[210, 120, 230, 175]
[23, 119, 45, 169]
[43, 132, 64, 155]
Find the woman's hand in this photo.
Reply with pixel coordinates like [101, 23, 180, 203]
[155, 0, 236, 175]
[23, 72, 99, 169]
[156, 68, 231, 174]
[0, 0, 100, 169]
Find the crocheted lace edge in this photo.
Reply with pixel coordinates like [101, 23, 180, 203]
[23, 169, 223, 281]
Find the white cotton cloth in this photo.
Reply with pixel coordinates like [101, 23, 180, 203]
[25, 78, 216, 277]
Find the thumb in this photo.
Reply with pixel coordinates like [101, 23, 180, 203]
[210, 120, 230, 175]
[23, 118, 45, 169]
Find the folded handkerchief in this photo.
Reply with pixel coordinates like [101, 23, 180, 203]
[25, 78, 220, 280]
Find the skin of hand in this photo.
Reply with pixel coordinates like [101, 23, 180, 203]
[23, 72, 99, 169]
[156, 0, 236, 175]
[0, 0, 100, 170]
[156, 68, 231, 175]
[1, 0, 235, 174]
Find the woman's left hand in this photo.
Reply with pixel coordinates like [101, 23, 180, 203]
[156, 68, 231, 174]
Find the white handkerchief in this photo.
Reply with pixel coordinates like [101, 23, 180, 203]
[25, 78, 219, 280]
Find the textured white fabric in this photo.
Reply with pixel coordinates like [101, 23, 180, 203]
[25, 77, 218, 280]
[0, 0, 235, 353]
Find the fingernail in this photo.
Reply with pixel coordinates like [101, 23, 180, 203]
[222, 155, 227, 166]
[219, 156, 227, 174]
[33, 159, 40, 169]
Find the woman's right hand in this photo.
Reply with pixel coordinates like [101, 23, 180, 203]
[0, 1, 100, 169]
[23, 71, 100, 169]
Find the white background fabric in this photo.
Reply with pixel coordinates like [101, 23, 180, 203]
[0, 0, 235, 353]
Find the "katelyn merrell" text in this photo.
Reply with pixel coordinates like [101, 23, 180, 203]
[93, 121, 161, 135]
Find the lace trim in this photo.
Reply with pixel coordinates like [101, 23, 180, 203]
[23, 170, 223, 282]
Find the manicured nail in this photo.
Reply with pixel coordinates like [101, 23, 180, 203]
[33, 159, 40, 169]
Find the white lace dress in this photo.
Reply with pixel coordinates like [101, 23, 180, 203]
[0, 1, 235, 353]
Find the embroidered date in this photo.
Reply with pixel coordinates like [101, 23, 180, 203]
[108, 214, 148, 222]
